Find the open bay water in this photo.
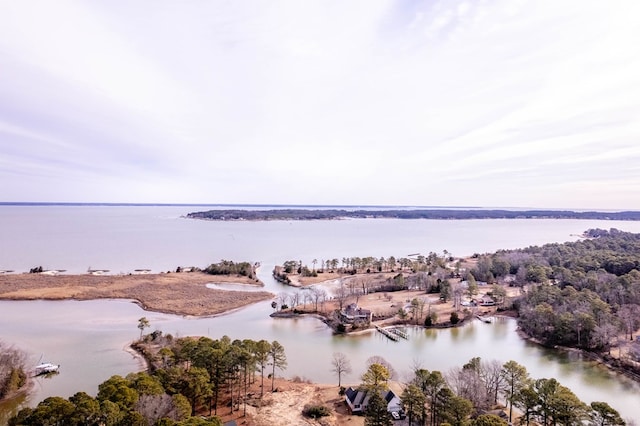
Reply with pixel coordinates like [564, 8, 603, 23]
[2, 204, 640, 422]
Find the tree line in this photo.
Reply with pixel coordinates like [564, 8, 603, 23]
[463, 229, 640, 359]
[354, 356, 625, 426]
[278, 252, 451, 276]
[9, 331, 287, 426]
[187, 209, 640, 221]
[201, 260, 257, 280]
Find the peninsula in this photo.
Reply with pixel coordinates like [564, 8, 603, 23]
[186, 208, 640, 221]
[0, 271, 272, 316]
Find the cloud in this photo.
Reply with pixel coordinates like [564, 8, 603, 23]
[0, 0, 639, 207]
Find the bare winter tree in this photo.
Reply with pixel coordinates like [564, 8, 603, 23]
[480, 359, 505, 405]
[289, 292, 301, 309]
[447, 358, 490, 411]
[331, 352, 353, 387]
[276, 292, 289, 310]
[302, 290, 311, 309]
[310, 287, 327, 312]
[334, 280, 350, 311]
[617, 304, 640, 341]
[136, 394, 189, 424]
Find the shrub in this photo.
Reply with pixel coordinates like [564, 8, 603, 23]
[303, 404, 331, 418]
[450, 312, 460, 324]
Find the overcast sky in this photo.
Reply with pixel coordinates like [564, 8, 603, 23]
[1, 1, 639, 209]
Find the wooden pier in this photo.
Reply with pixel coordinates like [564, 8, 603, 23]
[389, 327, 409, 340]
[375, 325, 399, 341]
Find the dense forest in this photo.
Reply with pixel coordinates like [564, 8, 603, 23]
[466, 229, 640, 366]
[186, 208, 640, 221]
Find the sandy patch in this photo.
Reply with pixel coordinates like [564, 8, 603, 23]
[220, 379, 364, 426]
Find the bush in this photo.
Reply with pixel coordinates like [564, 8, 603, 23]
[0, 341, 28, 398]
[450, 312, 460, 324]
[336, 324, 346, 333]
[303, 404, 331, 418]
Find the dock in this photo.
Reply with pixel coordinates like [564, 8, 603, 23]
[389, 327, 409, 339]
[375, 325, 399, 341]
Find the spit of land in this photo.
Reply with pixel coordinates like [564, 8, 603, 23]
[0, 272, 272, 316]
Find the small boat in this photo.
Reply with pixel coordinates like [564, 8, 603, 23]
[34, 362, 60, 376]
[476, 315, 492, 324]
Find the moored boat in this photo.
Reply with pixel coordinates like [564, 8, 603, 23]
[34, 362, 60, 376]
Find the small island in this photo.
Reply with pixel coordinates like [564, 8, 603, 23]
[186, 208, 640, 221]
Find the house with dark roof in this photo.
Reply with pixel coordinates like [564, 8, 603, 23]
[341, 303, 372, 322]
[344, 386, 402, 415]
[478, 294, 496, 306]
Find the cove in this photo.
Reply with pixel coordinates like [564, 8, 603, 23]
[4, 206, 640, 423]
[1, 293, 640, 423]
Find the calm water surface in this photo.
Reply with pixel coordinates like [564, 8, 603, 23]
[1, 205, 640, 422]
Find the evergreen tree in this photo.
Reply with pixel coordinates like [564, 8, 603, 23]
[401, 383, 425, 426]
[364, 390, 393, 426]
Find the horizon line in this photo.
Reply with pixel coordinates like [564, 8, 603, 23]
[0, 202, 639, 212]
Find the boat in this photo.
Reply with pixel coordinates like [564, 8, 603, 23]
[34, 362, 60, 376]
[476, 315, 492, 324]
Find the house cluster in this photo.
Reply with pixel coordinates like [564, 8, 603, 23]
[340, 303, 373, 322]
[344, 386, 403, 419]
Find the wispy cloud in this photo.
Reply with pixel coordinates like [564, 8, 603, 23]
[0, 0, 639, 207]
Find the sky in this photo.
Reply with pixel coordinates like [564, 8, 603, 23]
[1, 1, 639, 209]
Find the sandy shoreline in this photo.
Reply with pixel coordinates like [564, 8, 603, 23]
[0, 272, 273, 316]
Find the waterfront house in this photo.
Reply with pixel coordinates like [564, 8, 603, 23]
[479, 294, 496, 306]
[341, 303, 372, 322]
[345, 386, 402, 415]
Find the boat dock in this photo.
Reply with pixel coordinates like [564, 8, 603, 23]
[389, 327, 409, 339]
[375, 325, 399, 341]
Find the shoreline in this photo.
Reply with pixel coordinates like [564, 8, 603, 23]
[515, 327, 640, 384]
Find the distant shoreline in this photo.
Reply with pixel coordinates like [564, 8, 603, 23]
[186, 208, 640, 221]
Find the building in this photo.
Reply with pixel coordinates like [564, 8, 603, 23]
[341, 303, 373, 322]
[479, 294, 496, 306]
[344, 386, 402, 415]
